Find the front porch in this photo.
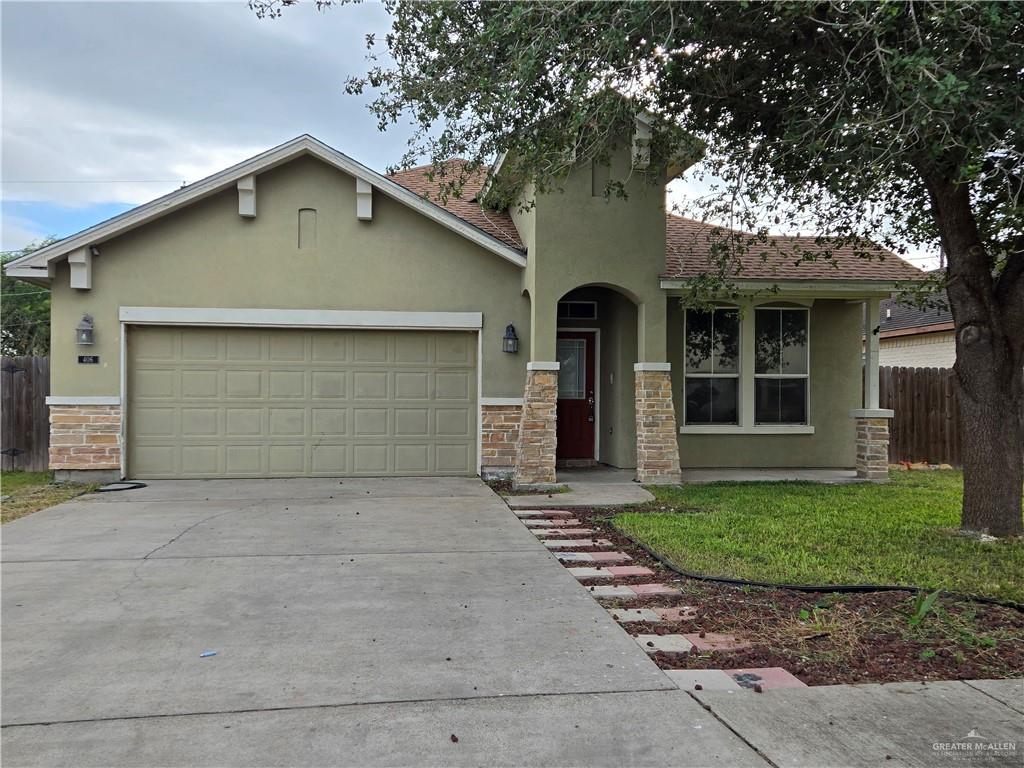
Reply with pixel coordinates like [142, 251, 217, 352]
[496, 286, 895, 491]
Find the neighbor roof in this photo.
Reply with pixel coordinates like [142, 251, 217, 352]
[880, 272, 952, 333]
[663, 215, 923, 283]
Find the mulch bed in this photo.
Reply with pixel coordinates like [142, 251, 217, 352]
[536, 505, 1024, 686]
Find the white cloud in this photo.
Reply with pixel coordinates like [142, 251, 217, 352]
[1, 1, 403, 209]
[1, 211, 48, 252]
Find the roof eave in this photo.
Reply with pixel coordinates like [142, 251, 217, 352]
[3, 135, 527, 280]
[659, 277, 918, 298]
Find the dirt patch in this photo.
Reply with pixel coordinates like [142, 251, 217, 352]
[557, 506, 1024, 685]
[1, 480, 96, 524]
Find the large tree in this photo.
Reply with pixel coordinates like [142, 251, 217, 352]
[256, 0, 1023, 535]
[2, 242, 53, 356]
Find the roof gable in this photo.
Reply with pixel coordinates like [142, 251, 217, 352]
[5, 135, 527, 283]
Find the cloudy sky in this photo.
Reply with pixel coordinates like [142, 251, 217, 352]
[2, 1, 937, 267]
[2, 0, 404, 251]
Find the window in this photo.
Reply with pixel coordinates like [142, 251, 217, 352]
[683, 308, 739, 424]
[557, 300, 598, 320]
[754, 308, 809, 424]
[556, 338, 586, 399]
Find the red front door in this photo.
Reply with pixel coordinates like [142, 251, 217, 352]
[556, 331, 596, 460]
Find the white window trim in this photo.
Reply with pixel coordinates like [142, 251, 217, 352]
[752, 306, 811, 426]
[679, 301, 814, 435]
[682, 307, 741, 427]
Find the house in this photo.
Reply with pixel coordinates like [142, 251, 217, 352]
[879, 289, 955, 368]
[4, 132, 922, 487]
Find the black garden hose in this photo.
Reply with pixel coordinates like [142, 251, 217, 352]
[94, 481, 148, 493]
[612, 524, 1024, 613]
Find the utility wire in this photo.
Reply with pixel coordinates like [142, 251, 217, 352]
[2, 179, 185, 184]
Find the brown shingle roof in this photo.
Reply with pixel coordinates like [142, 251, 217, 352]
[386, 163, 923, 282]
[387, 160, 525, 251]
[664, 215, 923, 282]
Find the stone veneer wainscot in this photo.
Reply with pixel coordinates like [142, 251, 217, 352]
[49, 404, 122, 471]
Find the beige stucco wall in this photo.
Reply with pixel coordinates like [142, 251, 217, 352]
[879, 331, 955, 368]
[49, 155, 531, 398]
[522, 144, 668, 362]
[668, 299, 861, 468]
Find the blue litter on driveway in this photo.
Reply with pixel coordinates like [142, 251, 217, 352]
[199, 651, 217, 658]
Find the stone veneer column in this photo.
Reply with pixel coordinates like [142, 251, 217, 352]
[634, 363, 682, 484]
[49, 403, 122, 481]
[480, 403, 522, 480]
[852, 408, 894, 482]
[513, 362, 559, 489]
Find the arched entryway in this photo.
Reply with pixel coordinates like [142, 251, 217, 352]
[554, 285, 639, 470]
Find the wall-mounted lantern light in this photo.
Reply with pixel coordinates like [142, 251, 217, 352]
[502, 324, 519, 354]
[75, 314, 95, 346]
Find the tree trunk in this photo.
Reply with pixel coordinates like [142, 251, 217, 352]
[925, 176, 1024, 537]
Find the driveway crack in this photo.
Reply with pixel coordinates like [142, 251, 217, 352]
[141, 501, 259, 560]
[111, 500, 261, 610]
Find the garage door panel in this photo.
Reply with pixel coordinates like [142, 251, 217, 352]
[353, 444, 388, 474]
[181, 408, 219, 436]
[395, 444, 429, 473]
[128, 328, 476, 478]
[435, 371, 471, 399]
[269, 370, 306, 398]
[181, 370, 219, 398]
[394, 371, 429, 399]
[226, 445, 262, 474]
[225, 332, 262, 361]
[437, 444, 471, 472]
[311, 371, 346, 398]
[225, 370, 263, 398]
[311, 408, 347, 436]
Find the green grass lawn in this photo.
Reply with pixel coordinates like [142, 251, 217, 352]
[1, 471, 95, 523]
[614, 471, 1024, 604]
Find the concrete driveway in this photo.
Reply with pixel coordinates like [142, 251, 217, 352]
[1, 478, 761, 767]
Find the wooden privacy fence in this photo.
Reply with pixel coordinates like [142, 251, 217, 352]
[879, 365, 961, 466]
[1, 356, 50, 472]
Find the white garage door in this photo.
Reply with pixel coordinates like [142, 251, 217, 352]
[127, 326, 477, 478]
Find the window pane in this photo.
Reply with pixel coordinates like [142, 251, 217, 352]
[685, 378, 712, 423]
[710, 378, 738, 423]
[755, 378, 807, 424]
[779, 378, 807, 423]
[685, 377, 738, 425]
[754, 310, 780, 374]
[556, 339, 586, 398]
[685, 310, 713, 373]
[781, 310, 808, 374]
[713, 309, 740, 373]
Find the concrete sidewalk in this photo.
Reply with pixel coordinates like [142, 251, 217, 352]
[505, 466, 654, 508]
[691, 679, 1023, 767]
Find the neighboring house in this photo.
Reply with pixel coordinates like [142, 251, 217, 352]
[4, 131, 922, 486]
[879, 292, 955, 368]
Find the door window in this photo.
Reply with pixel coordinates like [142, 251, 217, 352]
[556, 338, 587, 399]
